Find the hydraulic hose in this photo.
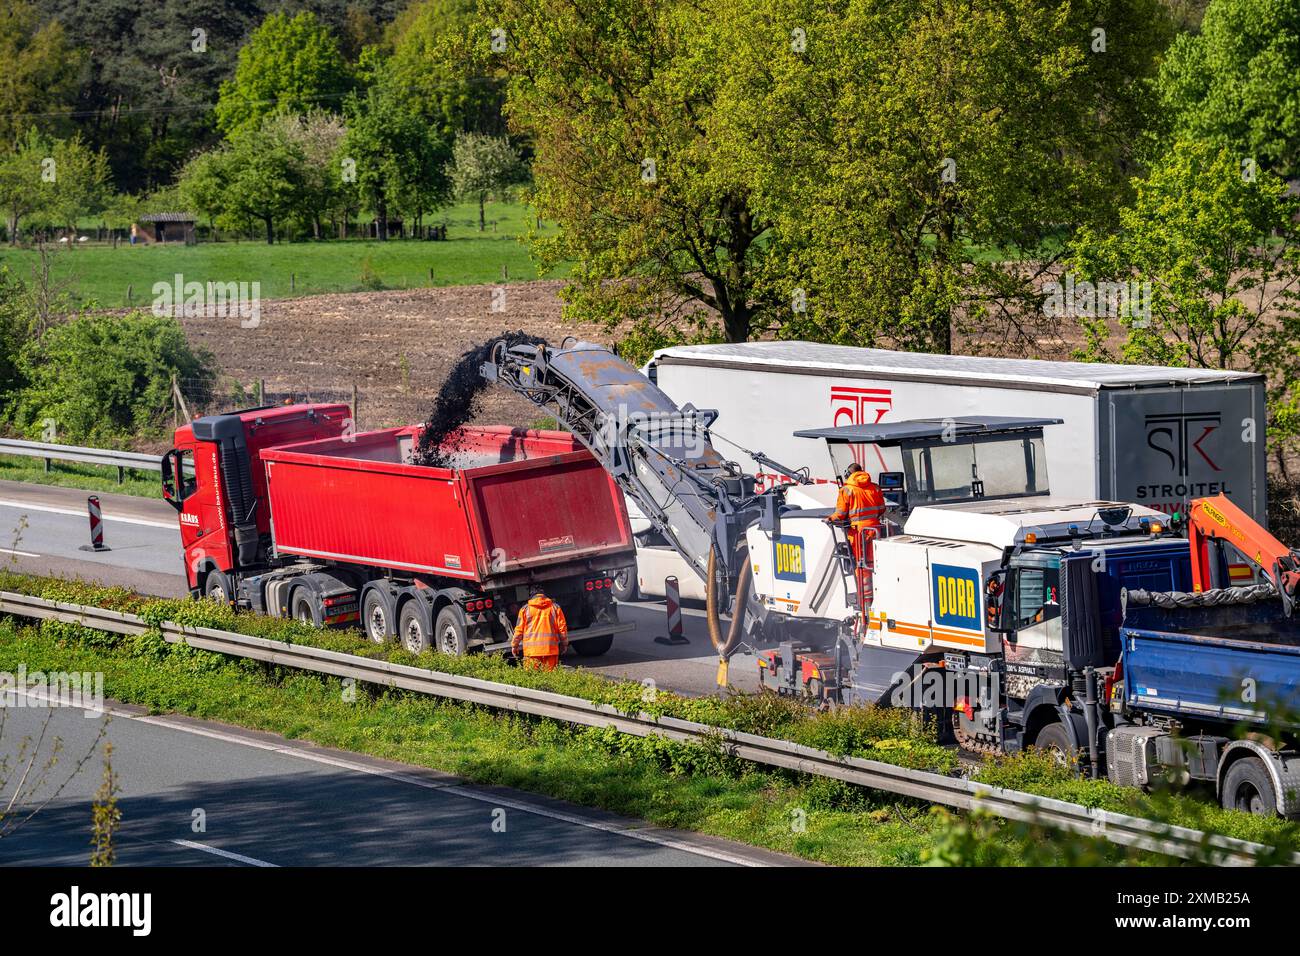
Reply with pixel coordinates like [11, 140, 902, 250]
[706, 547, 753, 687]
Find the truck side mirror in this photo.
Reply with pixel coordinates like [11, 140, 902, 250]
[160, 449, 183, 512]
[985, 569, 1010, 632]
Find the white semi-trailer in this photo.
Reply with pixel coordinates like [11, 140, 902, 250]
[645, 342, 1268, 522]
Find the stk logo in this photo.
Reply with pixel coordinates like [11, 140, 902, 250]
[831, 385, 892, 469]
[1145, 412, 1222, 475]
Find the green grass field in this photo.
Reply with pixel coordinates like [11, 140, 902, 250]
[0, 455, 159, 497]
[0, 200, 562, 308]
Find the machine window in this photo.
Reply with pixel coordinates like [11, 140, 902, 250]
[1015, 567, 1060, 628]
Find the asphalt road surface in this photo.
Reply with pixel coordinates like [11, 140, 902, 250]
[0, 479, 760, 696]
[0, 688, 794, 866]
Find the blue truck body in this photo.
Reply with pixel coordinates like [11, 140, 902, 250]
[1121, 600, 1300, 726]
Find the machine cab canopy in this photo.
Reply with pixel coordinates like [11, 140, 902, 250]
[793, 416, 1062, 507]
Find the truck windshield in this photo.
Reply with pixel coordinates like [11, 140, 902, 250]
[902, 435, 1047, 503]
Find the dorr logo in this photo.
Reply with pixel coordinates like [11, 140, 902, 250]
[49, 886, 151, 936]
[932, 563, 980, 630]
[1145, 412, 1222, 475]
[773, 534, 806, 582]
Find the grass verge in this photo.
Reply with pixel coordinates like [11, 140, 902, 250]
[0, 455, 159, 498]
[5, 570, 1292, 864]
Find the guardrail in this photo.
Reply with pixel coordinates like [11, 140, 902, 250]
[0, 589, 1290, 866]
[0, 438, 161, 483]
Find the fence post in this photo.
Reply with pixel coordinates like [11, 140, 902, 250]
[351, 381, 359, 432]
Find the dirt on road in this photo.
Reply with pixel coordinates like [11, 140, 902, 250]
[179, 280, 611, 429]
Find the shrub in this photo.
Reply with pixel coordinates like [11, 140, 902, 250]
[12, 310, 215, 444]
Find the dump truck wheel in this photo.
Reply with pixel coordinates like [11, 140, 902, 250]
[399, 601, 431, 654]
[204, 571, 232, 606]
[1031, 722, 1076, 766]
[611, 569, 638, 602]
[435, 606, 467, 655]
[571, 633, 613, 656]
[292, 590, 321, 627]
[1221, 757, 1276, 816]
[362, 589, 394, 643]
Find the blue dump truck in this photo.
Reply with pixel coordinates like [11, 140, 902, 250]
[1113, 592, 1300, 816]
[1028, 493, 1300, 817]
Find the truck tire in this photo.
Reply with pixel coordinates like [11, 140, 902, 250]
[1032, 722, 1076, 765]
[570, 633, 613, 656]
[204, 571, 233, 606]
[1221, 757, 1277, 816]
[362, 588, 394, 644]
[399, 601, 431, 654]
[611, 569, 638, 603]
[434, 606, 468, 656]
[292, 590, 322, 626]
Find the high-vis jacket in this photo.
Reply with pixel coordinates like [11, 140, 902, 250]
[830, 471, 886, 530]
[512, 595, 569, 658]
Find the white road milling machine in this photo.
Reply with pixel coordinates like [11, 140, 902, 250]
[480, 340, 1171, 743]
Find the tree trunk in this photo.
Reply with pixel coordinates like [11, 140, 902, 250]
[377, 198, 388, 241]
[264, 216, 274, 245]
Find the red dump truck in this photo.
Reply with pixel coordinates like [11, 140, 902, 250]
[160, 402, 635, 657]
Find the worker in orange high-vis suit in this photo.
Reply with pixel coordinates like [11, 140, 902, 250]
[511, 586, 569, 671]
[827, 464, 886, 608]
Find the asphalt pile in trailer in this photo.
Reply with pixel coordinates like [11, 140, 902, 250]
[413, 331, 548, 467]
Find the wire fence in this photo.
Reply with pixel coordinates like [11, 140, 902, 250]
[175, 376, 357, 422]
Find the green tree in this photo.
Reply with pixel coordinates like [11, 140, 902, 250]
[0, 129, 52, 245]
[14, 310, 216, 444]
[1157, 0, 1300, 178]
[479, 0, 1169, 359]
[382, 0, 504, 138]
[274, 111, 349, 239]
[177, 147, 237, 236]
[215, 11, 352, 139]
[448, 133, 525, 231]
[1072, 139, 1300, 465]
[0, 2, 78, 148]
[36, 137, 113, 241]
[224, 116, 309, 244]
[342, 88, 451, 239]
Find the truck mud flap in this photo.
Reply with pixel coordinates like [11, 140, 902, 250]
[846, 645, 925, 707]
[479, 621, 636, 654]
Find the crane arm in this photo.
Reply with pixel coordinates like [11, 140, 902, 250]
[1188, 494, 1300, 615]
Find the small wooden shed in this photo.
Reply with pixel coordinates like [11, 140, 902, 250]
[136, 212, 197, 244]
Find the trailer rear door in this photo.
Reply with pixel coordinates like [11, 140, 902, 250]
[465, 452, 632, 576]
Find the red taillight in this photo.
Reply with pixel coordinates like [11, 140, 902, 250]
[484, 598, 493, 609]
[585, 581, 594, 591]
[594, 579, 603, 589]
[603, 578, 613, 588]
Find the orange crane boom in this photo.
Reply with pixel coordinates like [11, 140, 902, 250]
[1187, 494, 1300, 614]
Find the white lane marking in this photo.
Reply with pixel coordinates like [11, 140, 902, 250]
[0, 546, 38, 557]
[13, 689, 766, 867]
[0, 499, 175, 529]
[171, 839, 278, 867]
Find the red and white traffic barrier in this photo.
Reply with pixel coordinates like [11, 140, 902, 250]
[654, 575, 689, 646]
[78, 495, 111, 553]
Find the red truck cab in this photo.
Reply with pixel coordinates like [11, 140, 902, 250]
[162, 403, 635, 657]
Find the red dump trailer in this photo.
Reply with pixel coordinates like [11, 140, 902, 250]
[160, 403, 635, 657]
